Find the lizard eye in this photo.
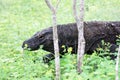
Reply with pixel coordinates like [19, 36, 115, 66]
[39, 35, 44, 38]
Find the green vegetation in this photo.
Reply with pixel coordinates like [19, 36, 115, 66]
[0, 0, 120, 80]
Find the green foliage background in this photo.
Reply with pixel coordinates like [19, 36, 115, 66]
[0, 0, 120, 80]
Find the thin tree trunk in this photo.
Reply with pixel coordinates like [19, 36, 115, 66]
[52, 10, 60, 80]
[73, 0, 85, 73]
[45, 0, 60, 80]
[115, 46, 120, 80]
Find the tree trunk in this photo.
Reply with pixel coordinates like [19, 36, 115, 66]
[73, 0, 85, 73]
[45, 0, 60, 80]
[52, 12, 60, 80]
[115, 46, 120, 80]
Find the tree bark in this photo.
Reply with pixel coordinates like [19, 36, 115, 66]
[73, 0, 85, 73]
[115, 46, 120, 80]
[45, 0, 60, 80]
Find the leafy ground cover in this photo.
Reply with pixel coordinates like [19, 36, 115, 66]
[0, 0, 120, 80]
